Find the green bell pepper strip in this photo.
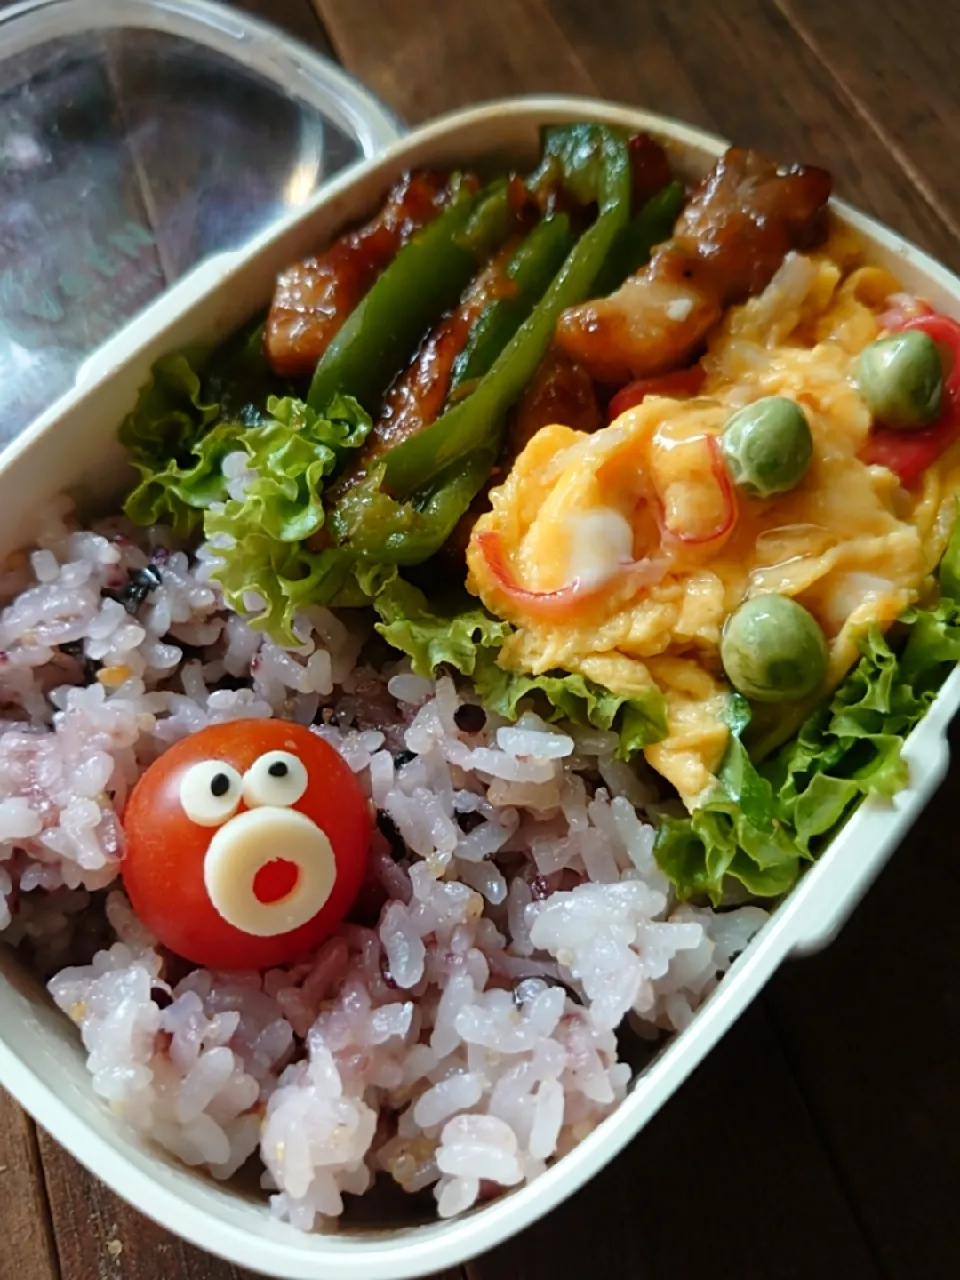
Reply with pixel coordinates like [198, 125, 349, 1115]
[528, 122, 622, 208]
[307, 181, 505, 415]
[460, 177, 516, 259]
[592, 179, 684, 298]
[380, 125, 633, 500]
[329, 447, 497, 564]
[449, 213, 575, 395]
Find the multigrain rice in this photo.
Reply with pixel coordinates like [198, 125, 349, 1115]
[0, 503, 766, 1225]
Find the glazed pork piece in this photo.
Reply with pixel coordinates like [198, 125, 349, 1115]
[369, 251, 517, 457]
[507, 347, 603, 459]
[438, 348, 602, 575]
[264, 170, 458, 378]
[627, 131, 674, 207]
[323, 243, 524, 511]
[554, 147, 833, 383]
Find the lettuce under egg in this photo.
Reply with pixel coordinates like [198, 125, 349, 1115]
[656, 508, 960, 904]
[119, 342, 960, 911]
[373, 577, 669, 757]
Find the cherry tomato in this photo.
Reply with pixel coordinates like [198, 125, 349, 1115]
[860, 413, 960, 487]
[860, 311, 960, 486]
[122, 720, 372, 970]
[608, 366, 706, 422]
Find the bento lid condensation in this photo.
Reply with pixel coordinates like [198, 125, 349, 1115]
[0, 0, 402, 446]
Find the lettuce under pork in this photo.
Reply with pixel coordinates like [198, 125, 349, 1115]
[120, 350, 388, 640]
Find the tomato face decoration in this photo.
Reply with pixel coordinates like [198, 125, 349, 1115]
[121, 720, 372, 970]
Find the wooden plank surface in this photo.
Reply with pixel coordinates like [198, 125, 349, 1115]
[545, 0, 960, 272]
[470, 1003, 884, 1280]
[312, 0, 596, 122]
[766, 758, 960, 1279]
[2, 2, 958, 1278]
[777, 0, 960, 250]
[0, 1088, 59, 1280]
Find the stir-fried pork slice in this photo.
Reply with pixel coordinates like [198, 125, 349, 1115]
[628, 132, 673, 207]
[264, 170, 457, 378]
[505, 347, 602, 464]
[321, 246, 520, 518]
[554, 147, 832, 384]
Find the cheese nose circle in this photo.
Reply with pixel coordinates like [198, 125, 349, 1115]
[202, 807, 336, 938]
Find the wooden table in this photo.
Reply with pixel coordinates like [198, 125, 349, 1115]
[2, 2, 959, 1277]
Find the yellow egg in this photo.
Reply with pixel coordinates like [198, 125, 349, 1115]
[466, 250, 960, 806]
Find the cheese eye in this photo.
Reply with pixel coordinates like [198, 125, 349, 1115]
[242, 750, 308, 809]
[179, 760, 243, 826]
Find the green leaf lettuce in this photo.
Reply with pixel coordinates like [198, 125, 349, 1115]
[201, 394, 384, 641]
[655, 509, 960, 905]
[121, 349, 383, 641]
[374, 577, 667, 757]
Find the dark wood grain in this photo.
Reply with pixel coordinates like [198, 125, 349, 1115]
[312, 0, 596, 121]
[468, 1004, 884, 1280]
[0, 1089, 60, 1280]
[776, 0, 960, 249]
[36, 1129, 258, 1280]
[766, 753, 960, 1279]
[545, 0, 960, 273]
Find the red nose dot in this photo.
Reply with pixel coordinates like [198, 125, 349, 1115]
[253, 858, 299, 905]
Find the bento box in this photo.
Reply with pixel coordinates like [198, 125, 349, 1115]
[1, 96, 959, 1280]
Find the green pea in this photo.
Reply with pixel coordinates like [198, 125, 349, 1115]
[855, 330, 943, 429]
[720, 397, 813, 500]
[721, 594, 828, 703]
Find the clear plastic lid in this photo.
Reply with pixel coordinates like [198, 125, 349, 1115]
[0, 0, 403, 444]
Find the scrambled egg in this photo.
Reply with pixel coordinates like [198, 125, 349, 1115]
[467, 244, 960, 806]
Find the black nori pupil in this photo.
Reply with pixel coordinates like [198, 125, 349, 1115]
[268, 760, 289, 777]
[210, 772, 230, 797]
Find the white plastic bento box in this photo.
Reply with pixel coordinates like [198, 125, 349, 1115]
[1, 97, 958, 1280]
